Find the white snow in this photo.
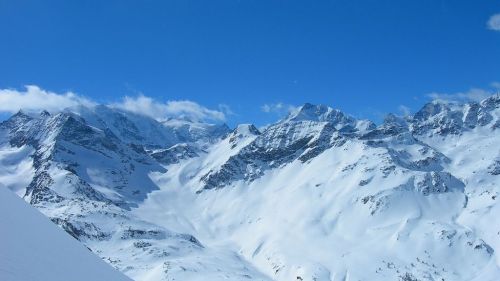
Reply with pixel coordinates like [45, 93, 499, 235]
[0, 144, 34, 196]
[0, 186, 131, 281]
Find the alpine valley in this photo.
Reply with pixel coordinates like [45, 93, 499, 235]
[1, 96, 499, 281]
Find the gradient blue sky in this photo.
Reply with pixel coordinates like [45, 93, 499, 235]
[0, 0, 499, 126]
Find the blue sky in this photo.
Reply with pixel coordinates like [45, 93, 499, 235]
[0, 0, 499, 126]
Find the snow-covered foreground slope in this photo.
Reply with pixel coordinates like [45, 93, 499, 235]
[0, 186, 131, 281]
[0, 97, 499, 281]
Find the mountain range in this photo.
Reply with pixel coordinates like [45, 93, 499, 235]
[1, 95, 499, 281]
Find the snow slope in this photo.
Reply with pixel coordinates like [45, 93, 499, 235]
[0, 185, 131, 281]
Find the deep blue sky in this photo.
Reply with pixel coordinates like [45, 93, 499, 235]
[0, 0, 499, 126]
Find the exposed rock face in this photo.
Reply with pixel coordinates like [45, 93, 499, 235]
[150, 143, 200, 165]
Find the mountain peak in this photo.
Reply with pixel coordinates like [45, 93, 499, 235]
[284, 103, 357, 131]
[12, 109, 31, 118]
[413, 102, 449, 121]
[233, 124, 260, 136]
[286, 103, 334, 122]
[383, 113, 407, 126]
[40, 110, 51, 117]
[2, 109, 34, 128]
[480, 94, 500, 110]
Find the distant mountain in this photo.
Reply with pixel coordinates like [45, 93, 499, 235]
[0, 97, 499, 281]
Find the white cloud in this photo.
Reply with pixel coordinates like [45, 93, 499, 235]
[491, 81, 500, 90]
[487, 14, 500, 31]
[166, 100, 226, 121]
[0, 85, 95, 114]
[111, 95, 226, 122]
[427, 88, 492, 103]
[261, 102, 299, 115]
[261, 104, 272, 113]
[0, 85, 228, 123]
[217, 104, 235, 117]
[398, 105, 411, 117]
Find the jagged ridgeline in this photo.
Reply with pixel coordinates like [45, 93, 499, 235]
[0, 96, 499, 281]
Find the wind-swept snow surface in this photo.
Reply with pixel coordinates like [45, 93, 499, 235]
[0, 186, 131, 281]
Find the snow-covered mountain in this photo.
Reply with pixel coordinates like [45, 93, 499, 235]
[0, 96, 499, 281]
